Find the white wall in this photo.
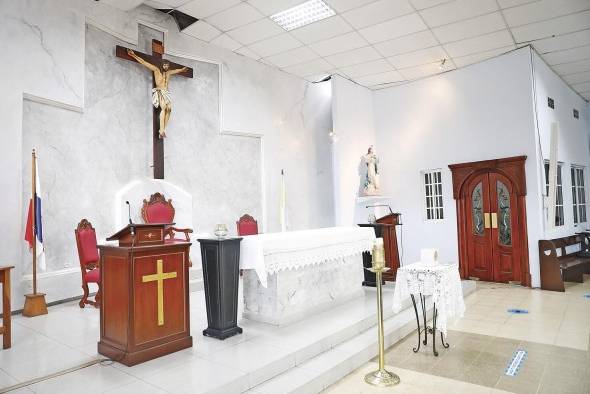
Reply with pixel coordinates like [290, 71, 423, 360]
[531, 51, 590, 239]
[0, 0, 334, 310]
[372, 48, 545, 286]
[331, 75, 378, 226]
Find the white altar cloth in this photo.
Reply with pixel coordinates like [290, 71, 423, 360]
[239, 226, 376, 287]
[392, 262, 465, 334]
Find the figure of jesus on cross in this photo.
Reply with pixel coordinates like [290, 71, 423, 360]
[116, 40, 193, 179]
[127, 48, 188, 138]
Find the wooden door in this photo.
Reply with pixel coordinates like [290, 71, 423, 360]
[489, 172, 522, 283]
[449, 156, 531, 287]
[465, 173, 494, 281]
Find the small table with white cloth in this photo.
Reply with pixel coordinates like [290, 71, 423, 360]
[392, 262, 465, 356]
[239, 227, 376, 325]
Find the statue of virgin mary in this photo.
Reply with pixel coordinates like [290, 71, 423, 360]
[362, 146, 381, 196]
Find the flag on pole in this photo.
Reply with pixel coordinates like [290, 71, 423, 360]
[280, 169, 287, 232]
[24, 158, 46, 271]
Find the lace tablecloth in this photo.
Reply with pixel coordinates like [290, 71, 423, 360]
[392, 262, 465, 334]
[239, 227, 376, 287]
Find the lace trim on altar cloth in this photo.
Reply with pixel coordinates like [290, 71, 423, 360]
[392, 263, 465, 335]
[263, 238, 374, 274]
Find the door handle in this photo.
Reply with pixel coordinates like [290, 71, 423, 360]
[484, 213, 491, 229]
[491, 212, 498, 229]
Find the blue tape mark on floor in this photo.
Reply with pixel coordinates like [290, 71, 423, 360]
[507, 308, 529, 314]
[505, 349, 527, 377]
[583, 293, 590, 299]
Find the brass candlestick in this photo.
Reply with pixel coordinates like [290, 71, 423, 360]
[365, 240, 400, 387]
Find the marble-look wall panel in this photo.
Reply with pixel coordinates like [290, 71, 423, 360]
[22, 25, 261, 273]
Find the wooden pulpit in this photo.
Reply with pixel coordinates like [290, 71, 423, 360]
[359, 213, 401, 281]
[98, 223, 192, 366]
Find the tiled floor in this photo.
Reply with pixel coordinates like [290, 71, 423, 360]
[327, 277, 590, 394]
[2, 277, 589, 393]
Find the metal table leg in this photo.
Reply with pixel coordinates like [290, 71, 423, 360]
[410, 294, 421, 353]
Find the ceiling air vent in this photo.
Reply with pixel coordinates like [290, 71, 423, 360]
[548, 97, 554, 109]
[573, 109, 579, 119]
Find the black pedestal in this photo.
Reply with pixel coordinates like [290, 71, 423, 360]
[358, 224, 385, 287]
[198, 237, 243, 340]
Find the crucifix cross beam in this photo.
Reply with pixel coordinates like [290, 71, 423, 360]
[116, 40, 193, 179]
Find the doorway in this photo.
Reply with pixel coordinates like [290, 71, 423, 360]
[449, 156, 531, 286]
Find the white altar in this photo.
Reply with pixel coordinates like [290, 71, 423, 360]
[239, 227, 376, 326]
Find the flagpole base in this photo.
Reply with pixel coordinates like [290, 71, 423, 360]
[23, 293, 48, 317]
[364, 369, 400, 387]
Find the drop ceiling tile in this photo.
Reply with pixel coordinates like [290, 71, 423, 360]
[226, 18, 284, 45]
[387, 46, 449, 69]
[373, 30, 438, 57]
[354, 70, 405, 86]
[235, 45, 262, 60]
[497, 0, 540, 8]
[533, 29, 590, 53]
[210, 33, 242, 51]
[409, 0, 453, 10]
[359, 12, 427, 44]
[324, 46, 383, 67]
[309, 31, 368, 56]
[324, 0, 377, 13]
[340, 59, 394, 77]
[247, 33, 302, 57]
[563, 71, 590, 85]
[264, 46, 319, 68]
[502, 0, 590, 27]
[247, 0, 305, 15]
[432, 12, 507, 43]
[398, 61, 454, 79]
[572, 81, 590, 92]
[290, 15, 353, 44]
[419, 0, 498, 27]
[206, 3, 263, 32]
[511, 10, 590, 43]
[542, 45, 590, 66]
[452, 45, 514, 67]
[552, 59, 590, 75]
[342, 0, 415, 30]
[178, 0, 241, 19]
[443, 29, 514, 57]
[283, 58, 332, 76]
[182, 20, 221, 41]
[388, 45, 448, 68]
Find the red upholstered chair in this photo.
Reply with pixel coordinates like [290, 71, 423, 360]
[75, 219, 101, 308]
[237, 214, 258, 236]
[141, 193, 193, 265]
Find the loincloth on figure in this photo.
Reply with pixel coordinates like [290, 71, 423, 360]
[152, 88, 172, 108]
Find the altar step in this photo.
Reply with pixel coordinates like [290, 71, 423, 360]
[246, 280, 477, 394]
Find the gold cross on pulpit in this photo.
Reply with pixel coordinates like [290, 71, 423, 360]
[142, 259, 177, 326]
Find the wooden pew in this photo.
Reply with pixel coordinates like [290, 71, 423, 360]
[539, 235, 590, 292]
[0, 266, 14, 349]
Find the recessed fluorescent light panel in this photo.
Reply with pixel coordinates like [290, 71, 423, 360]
[271, 0, 335, 31]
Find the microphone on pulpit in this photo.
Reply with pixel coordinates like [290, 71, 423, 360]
[365, 204, 394, 215]
[125, 201, 135, 236]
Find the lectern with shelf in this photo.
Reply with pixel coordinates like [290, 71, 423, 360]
[98, 223, 192, 366]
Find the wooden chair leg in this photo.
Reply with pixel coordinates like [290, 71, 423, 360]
[79, 283, 89, 308]
[94, 284, 101, 308]
[2, 271, 10, 349]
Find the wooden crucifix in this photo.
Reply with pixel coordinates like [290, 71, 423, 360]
[116, 40, 193, 179]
